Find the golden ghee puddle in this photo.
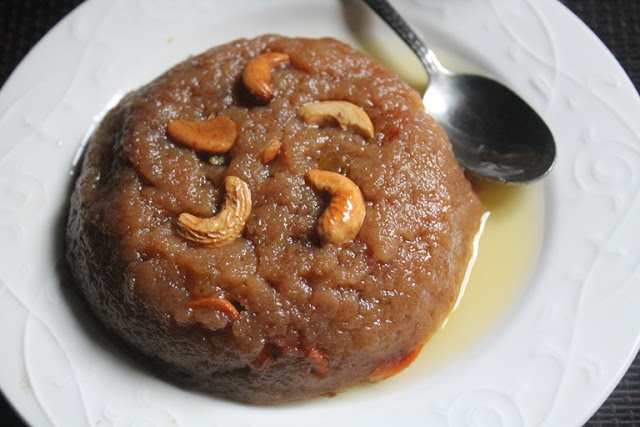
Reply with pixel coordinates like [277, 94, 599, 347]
[413, 180, 544, 373]
[350, 181, 543, 401]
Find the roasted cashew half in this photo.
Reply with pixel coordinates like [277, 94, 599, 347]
[306, 169, 366, 246]
[242, 52, 290, 103]
[185, 297, 240, 320]
[368, 346, 423, 381]
[167, 116, 238, 154]
[299, 100, 374, 138]
[260, 136, 281, 165]
[176, 176, 252, 247]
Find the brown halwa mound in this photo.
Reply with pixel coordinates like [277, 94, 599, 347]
[66, 35, 483, 403]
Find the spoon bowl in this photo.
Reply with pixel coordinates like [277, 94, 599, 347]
[364, 0, 556, 183]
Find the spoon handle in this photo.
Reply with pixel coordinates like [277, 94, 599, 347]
[362, 0, 442, 75]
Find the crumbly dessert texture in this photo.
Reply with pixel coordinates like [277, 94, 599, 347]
[66, 34, 484, 403]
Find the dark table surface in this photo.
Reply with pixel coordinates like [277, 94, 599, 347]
[1, 1, 638, 426]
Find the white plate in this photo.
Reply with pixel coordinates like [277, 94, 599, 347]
[1, 0, 639, 425]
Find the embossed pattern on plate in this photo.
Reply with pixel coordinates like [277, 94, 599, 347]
[0, 0, 639, 426]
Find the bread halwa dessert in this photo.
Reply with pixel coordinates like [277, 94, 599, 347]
[66, 35, 483, 403]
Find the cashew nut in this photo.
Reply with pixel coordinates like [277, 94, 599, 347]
[299, 100, 374, 138]
[176, 176, 252, 247]
[186, 297, 240, 320]
[306, 169, 366, 246]
[306, 344, 330, 378]
[167, 116, 238, 154]
[368, 346, 423, 381]
[260, 136, 281, 165]
[242, 52, 290, 103]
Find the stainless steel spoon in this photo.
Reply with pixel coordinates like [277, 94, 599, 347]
[363, 0, 556, 183]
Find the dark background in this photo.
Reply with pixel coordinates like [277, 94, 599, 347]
[0, 1, 638, 425]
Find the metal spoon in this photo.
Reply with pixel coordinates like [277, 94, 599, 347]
[363, 0, 556, 183]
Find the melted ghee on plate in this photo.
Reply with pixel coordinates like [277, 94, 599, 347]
[414, 180, 545, 373]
